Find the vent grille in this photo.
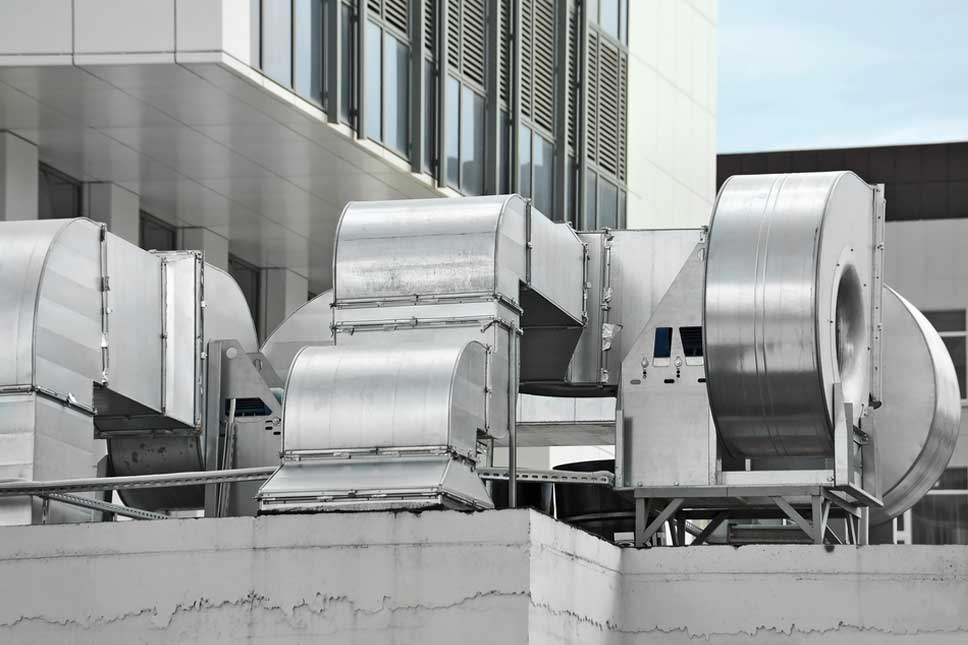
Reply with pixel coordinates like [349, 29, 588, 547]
[521, 0, 534, 120]
[445, 0, 486, 88]
[499, 0, 511, 106]
[597, 39, 620, 176]
[586, 30, 599, 165]
[618, 52, 627, 181]
[532, 0, 555, 133]
[368, 0, 410, 36]
[567, 3, 578, 149]
[424, 0, 436, 55]
[461, 0, 485, 86]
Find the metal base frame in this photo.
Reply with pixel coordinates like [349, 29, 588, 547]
[633, 484, 875, 547]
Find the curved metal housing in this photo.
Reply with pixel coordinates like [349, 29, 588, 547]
[0, 219, 104, 524]
[283, 341, 487, 458]
[260, 289, 333, 381]
[872, 287, 961, 524]
[334, 195, 586, 389]
[259, 340, 493, 511]
[705, 172, 877, 458]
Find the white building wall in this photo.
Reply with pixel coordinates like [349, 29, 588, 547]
[885, 218, 968, 467]
[626, 0, 717, 229]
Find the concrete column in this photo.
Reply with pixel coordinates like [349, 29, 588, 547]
[83, 183, 140, 244]
[261, 268, 309, 338]
[178, 227, 229, 272]
[0, 131, 38, 221]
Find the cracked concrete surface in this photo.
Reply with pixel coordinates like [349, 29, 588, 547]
[0, 509, 966, 643]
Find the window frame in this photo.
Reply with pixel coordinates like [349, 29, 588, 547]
[924, 308, 968, 404]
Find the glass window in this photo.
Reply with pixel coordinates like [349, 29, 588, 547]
[384, 34, 409, 156]
[139, 213, 176, 251]
[912, 492, 968, 544]
[499, 111, 510, 194]
[364, 21, 382, 140]
[943, 337, 967, 399]
[584, 170, 597, 230]
[599, 178, 618, 228]
[533, 135, 554, 218]
[925, 310, 967, 399]
[446, 76, 460, 188]
[600, 0, 619, 40]
[38, 164, 81, 219]
[423, 60, 435, 173]
[618, 189, 626, 228]
[620, 0, 629, 45]
[339, 1, 353, 123]
[460, 86, 484, 195]
[294, 0, 324, 104]
[263, 1, 293, 86]
[519, 125, 532, 198]
[587, 0, 599, 25]
[925, 311, 966, 333]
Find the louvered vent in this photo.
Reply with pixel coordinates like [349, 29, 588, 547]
[618, 52, 627, 180]
[499, 0, 511, 106]
[461, 0, 485, 87]
[446, 0, 460, 69]
[424, 0, 436, 55]
[532, 0, 554, 133]
[384, 0, 409, 34]
[567, 3, 578, 149]
[368, 0, 410, 36]
[521, 0, 534, 120]
[597, 39, 620, 176]
[586, 30, 599, 165]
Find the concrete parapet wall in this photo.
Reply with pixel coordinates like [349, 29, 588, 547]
[0, 509, 965, 643]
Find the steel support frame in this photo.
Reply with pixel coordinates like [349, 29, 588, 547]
[633, 488, 870, 547]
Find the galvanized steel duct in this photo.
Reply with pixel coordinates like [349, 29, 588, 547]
[704, 172, 877, 458]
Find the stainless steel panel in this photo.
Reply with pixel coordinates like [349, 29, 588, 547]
[258, 454, 493, 512]
[261, 289, 333, 380]
[0, 219, 83, 388]
[160, 252, 203, 429]
[619, 243, 714, 488]
[528, 209, 585, 322]
[104, 234, 163, 411]
[335, 195, 525, 303]
[871, 287, 961, 524]
[705, 172, 875, 458]
[284, 340, 488, 458]
[205, 263, 259, 353]
[34, 220, 103, 409]
[334, 300, 513, 440]
[566, 229, 702, 389]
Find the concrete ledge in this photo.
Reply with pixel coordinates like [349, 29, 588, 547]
[0, 510, 966, 643]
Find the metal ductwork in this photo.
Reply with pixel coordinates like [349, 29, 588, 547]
[704, 172, 877, 458]
[0, 218, 281, 524]
[259, 195, 586, 512]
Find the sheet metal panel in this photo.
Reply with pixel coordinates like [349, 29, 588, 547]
[104, 234, 163, 411]
[705, 172, 875, 458]
[161, 252, 202, 428]
[527, 208, 585, 323]
[335, 196, 524, 303]
[261, 290, 333, 381]
[205, 263, 259, 353]
[284, 341, 488, 457]
[34, 220, 103, 409]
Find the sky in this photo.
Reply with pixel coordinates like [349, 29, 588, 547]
[717, 0, 968, 153]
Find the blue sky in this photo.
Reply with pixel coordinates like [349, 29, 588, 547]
[718, 0, 968, 153]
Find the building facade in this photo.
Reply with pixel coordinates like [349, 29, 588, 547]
[718, 142, 968, 544]
[0, 0, 716, 341]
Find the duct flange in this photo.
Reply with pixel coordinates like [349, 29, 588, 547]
[705, 172, 877, 458]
